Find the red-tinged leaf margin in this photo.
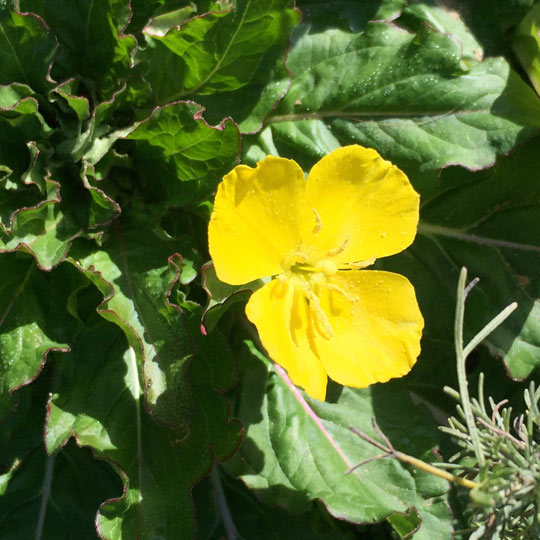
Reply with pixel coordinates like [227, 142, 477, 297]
[0, 173, 82, 271]
[65, 250, 198, 427]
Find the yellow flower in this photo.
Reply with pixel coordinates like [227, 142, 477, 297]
[208, 145, 423, 400]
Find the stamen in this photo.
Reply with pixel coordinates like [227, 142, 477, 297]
[327, 283, 357, 303]
[307, 289, 334, 339]
[312, 208, 322, 234]
[342, 258, 376, 270]
[327, 236, 349, 257]
[298, 279, 333, 339]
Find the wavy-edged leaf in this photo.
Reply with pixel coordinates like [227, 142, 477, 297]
[512, 3, 540, 96]
[0, 256, 83, 419]
[0, 7, 56, 95]
[201, 262, 264, 334]
[140, 0, 298, 103]
[297, 0, 404, 32]
[259, 19, 540, 192]
[19, 0, 136, 100]
[125, 101, 240, 205]
[0, 174, 80, 270]
[45, 316, 241, 539]
[67, 207, 196, 430]
[0, 376, 121, 540]
[226, 341, 451, 539]
[192, 469, 358, 540]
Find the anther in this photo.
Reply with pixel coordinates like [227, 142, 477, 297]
[306, 289, 334, 339]
[327, 236, 349, 257]
[312, 208, 322, 234]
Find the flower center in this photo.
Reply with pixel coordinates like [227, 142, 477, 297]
[290, 258, 338, 276]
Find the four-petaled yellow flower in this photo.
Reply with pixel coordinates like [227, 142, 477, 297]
[208, 145, 424, 400]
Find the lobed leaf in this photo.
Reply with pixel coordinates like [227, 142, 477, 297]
[0, 256, 84, 419]
[19, 0, 136, 100]
[125, 101, 241, 205]
[141, 0, 298, 102]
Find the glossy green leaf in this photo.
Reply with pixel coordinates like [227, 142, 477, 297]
[46, 317, 241, 539]
[226, 342, 452, 539]
[201, 262, 264, 334]
[513, 3, 540, 96]
[402, 1, 483, 61]
[20, 0, 136, 100]
[126, 101, 240, 205]
[143, 0, 298, 100]
[0, 256, 83, 419]
[67, 207, 195, 430]
[382, 134, 540, 382]
[0, 7, 56, 95]
[0, 175, 80, 270]
[258, 19, 540, 193]
[193, 469, 358, 540]
[0, 377, 121, 540]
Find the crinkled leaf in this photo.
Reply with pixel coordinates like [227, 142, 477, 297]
[45, 317, 241, 539]
[125, 101, 240, 205]
[0, 256, 83, 419]
[20, 0, 136, 100]
[201, 262, 264, 334]
[0, 7, 56, 95]
[67, 207, 197, 430]
[226, 342, 451, 539]
[401, 0, 483, 61]
[297, 0, 404, 32]
[0, 377, 121, 540]
[141, 0, 298, 102]
[258, 19, 540, 193]
[0, 175, 80, 270]
[142, 3, 198, 37]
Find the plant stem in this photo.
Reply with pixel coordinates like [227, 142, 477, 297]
[455, 267, 486, 470]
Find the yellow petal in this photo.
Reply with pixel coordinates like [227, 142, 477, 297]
[245, 277, 328, 400]
[209, 157, 306, 285]
[313, 270, 423, 388]
[300, 145, 419, 266]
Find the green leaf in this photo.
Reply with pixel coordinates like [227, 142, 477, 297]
[0, 7, 56, 95]
[258, 19, 540, 192]
[20, 0, 136, 100]
[0, 174, 80, 270]
[226, 341, 452, 539]
[401, 0, 484, 61]
[379, 133, 540, 384]
[0, 377, 121, 540]
[201, 262, 264, 334]
[45, 317, 241, 539]
[125, 101, 240, 205]
[512, 3, 540, 96]
[0, 256, 83, 419]
[142, 2, 197, 37]
[297, 0, 405, 32]
[141, 0, 299, 102]
[192, 469, 358, 540]
[67, 206, 198, 430]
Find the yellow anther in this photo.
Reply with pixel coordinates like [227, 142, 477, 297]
[327, 236, 349, 257]
[307, 289, 334, 339]
[343, 258, 376, 270]
[327, 282, 357, 303]
[312, 208, 322, 234]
